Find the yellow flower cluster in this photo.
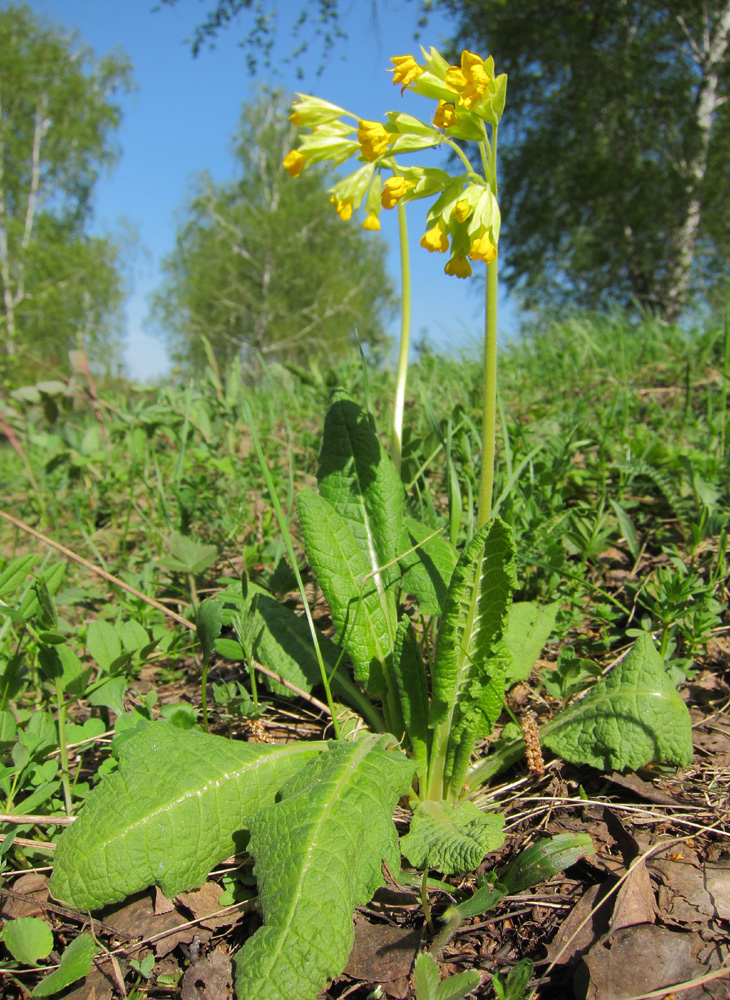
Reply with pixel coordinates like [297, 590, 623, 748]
[281, 44, 504, 272]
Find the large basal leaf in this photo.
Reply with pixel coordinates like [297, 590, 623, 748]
[392, 616, 429, 774]
[427, 518, 516, 799]
[49, 722, 323, 909]
[399, 518, 458, 616]
[542, 633, 693, 771]
[298, 487, 392, 695]
[234, 735, 415, 1000]
[400, 799, 504, 875]
[317, 389, 404, 607]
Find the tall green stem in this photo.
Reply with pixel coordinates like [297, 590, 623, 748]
[391, 200, 411, 478]
[477, 254, 499, 528]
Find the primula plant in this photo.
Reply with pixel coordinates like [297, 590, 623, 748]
[48, 47, 694, 1000]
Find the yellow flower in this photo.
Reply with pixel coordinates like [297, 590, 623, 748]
[330, 195, 353, 221]
[357, 120, 390, 161]
[469, 234, 497, 263]
[381, 176, 412, 209]
[420, 223, 450, 253]
[445, 50, 491, 109]
[453, 200, 471, 224]
[363, 212, 381, 231]
[433, 101, 456, 130]
[283, 149, 307, 178]
[390, 54, 424, 93]
[444, 254, 472, 279]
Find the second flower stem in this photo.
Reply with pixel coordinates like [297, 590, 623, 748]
[477, 254, 499, 528]
[391, 200, 411, 478]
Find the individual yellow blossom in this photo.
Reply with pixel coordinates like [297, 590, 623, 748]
[283, 149, 307, 178]
[330, 195, 353, 221]
[390, 54, 424, 93]
[363, 212, 381, 231]
[453, 200, 471, 224]
[469, 234, 497, 262]
[420, 222, 450, 253]
[445, 254, 472, 279]
[445, 50, 491, 109]
[433, 101, 456, 129]
[357, 120, 390, 161]
[381, 176, 412, 209]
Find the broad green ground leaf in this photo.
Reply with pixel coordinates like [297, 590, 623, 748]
[159, 531, 218, 575]
[1, 917, 54, 965]
[504, 600, 559, 682]
[235, 735, 415, 1000]
[317, 389, 404, 609]
[428, 518, 515, 799]
[413, 951, 481, 1000]
[49, 722, 323, 908]
[392, 616, 429, 773]
[31, 933, 97, 998]
[399, 519, 458, 616]
[543, 633, 693, 770]
[400, 800, 504, 875]
[298, 487, 391, 694]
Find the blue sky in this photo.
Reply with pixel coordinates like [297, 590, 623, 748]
[23, 0, 517, 381]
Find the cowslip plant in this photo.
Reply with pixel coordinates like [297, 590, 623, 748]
[47, 45, 694, 1000]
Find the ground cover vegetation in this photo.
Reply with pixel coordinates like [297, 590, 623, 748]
[0, 9, 729, 1000]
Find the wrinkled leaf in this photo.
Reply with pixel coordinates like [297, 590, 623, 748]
[498, 833, 595, 894]
[50, 722, 323, 908]
[235, 735, 414, 1000]
[504, 600, 559, 682]
[543, 633, 693, 771]
[399, 519, 457, 616]
[400, 800, 504, 875]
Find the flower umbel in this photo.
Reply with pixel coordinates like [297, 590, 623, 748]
[357, 120, 390, 161]
[330, 196, 353, 221]
[363, 212, 381, 231]
[390, 54, 424, 93]
[381, 176, 413, 210]
[453, 200, 471, 224]
[469, 234, 497, 263]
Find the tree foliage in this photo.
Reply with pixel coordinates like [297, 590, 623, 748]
[151, 91, 395, 373]
[0, 3, 133, 386]
[442, 0, 730, 319]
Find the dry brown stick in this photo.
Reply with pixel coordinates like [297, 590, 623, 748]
[0, 508, 332, 715]
[0, 813, 75, 825]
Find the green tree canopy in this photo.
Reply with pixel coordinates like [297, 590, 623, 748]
[150, 91, 395, 374]
[0, 3, 133, 386]
[442, 0, 730, 320]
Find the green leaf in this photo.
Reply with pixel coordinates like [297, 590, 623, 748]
[234, 735, 415, 1000]
[428, 518, 516, 799]
[453, 875, 508, 920]
[399, 519, 458, 616]
[1, 917, 54, 965]
[392, 616, 429, 773]
[196, 597, 223, 662]
[414, 951, 441, 1000]
[492, 958, 533, 1000]
[400, 800, 504, 875]
[31, 933, 97, 997]
[436, 968, 482, 1000]
[542, 633, 693, 770]
[0, 554, 36, 598]
[160, 531, 218, 575]
[504, 601, 559, 682]
[119, 619, 151, 652]
[33, 577, 57, 633]
[0, 709, 18, 749]
[498, 833, 595, 894]
[17, 564, 66, 620]
[87, 619, 121, 671]
[298, 487, 391, 695]
[317, 389, 403, 619]
[87, 676, 127, 716]
[49, 722, 324, 908]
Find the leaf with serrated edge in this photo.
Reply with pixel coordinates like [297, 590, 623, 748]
[542, 633, 693, 770]
[298, 487, 391, 694]
[317, 389, 403, 611]
[235, 735, 415, 1000]
[400, 800, 504, 875]
[49, 722, 323, 908]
